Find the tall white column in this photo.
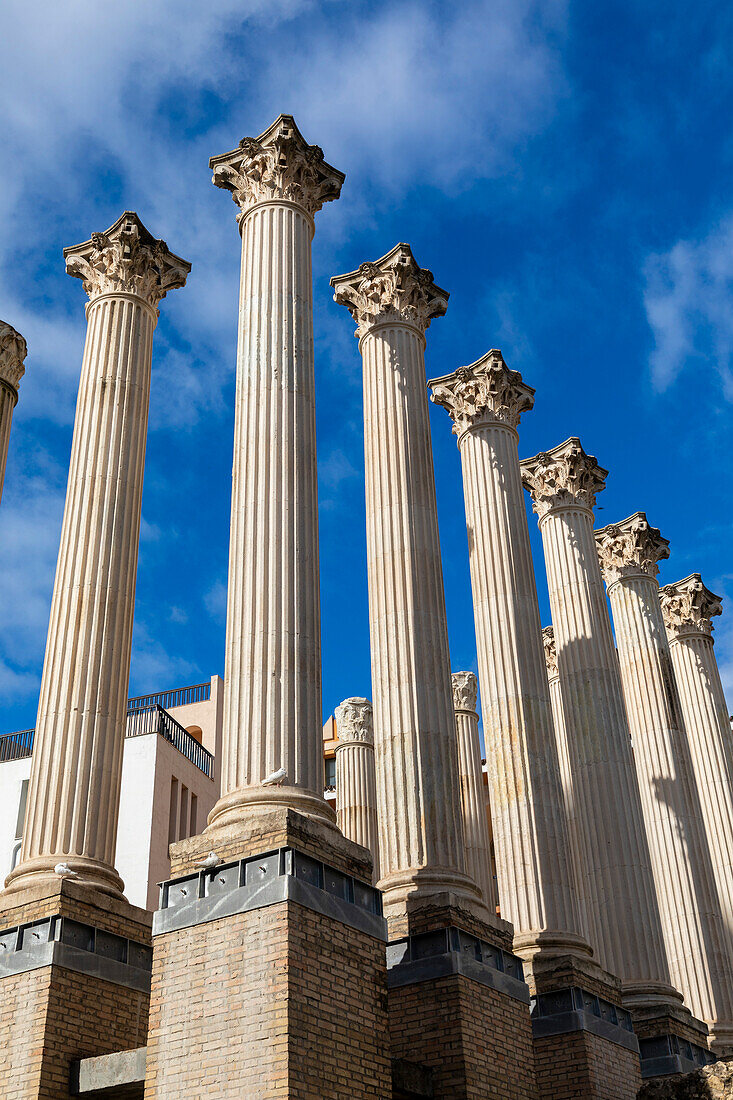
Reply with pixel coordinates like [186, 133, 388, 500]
[451, 671, 498, 912]
[430, 353, 589, 962]
[331, 245, 481, 922]
[660, 574, 733, 1014]
[335, 697, 380, 883]
[597, 515, 733, 1048]
[5, 213, 189, 898]
[0, 321, 27, 506]
[521, 439, 676, 1009]
[208, 116, 344, 830]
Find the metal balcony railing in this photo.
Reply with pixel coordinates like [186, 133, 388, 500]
[127, 682, 211, 712]
[0, 703, 214, 778]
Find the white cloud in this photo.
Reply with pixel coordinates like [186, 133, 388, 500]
[644, 215, 733, 399]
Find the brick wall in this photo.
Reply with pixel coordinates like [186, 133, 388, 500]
[388, 973, 537, 1100]
[534, 1031, 641, 1100]
[145, 900, 391, 1099]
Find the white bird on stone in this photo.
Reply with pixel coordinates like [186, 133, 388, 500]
[262, 766, 287, 787]
[197, 852, 221, 869]
[54, 863, 78, 877]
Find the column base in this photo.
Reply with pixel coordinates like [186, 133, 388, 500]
[206, 783, 336, 830]
[526, 953, 641, 1099]
[0, 878, 152, 1099]
[144, 809, 391, 1098]
[4, 853, 126, 900]
[386, 899, 538, 1099]
[631, 1002, 715, 1081]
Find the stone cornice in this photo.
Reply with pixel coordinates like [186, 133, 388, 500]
[659, 574, 723, 639]
[542, 626, 558, 680]
[451, 671, 478, 713]
[595, 512, 669, 587]
[429, 350, 535, 434]
[0, 321, 27, 393]
[210, 114, 344, 221]
[520, 438, 607, 519]
[334, 697, 374, 746]
[64, 212, 190, 311]
[331, 243, 449, 340]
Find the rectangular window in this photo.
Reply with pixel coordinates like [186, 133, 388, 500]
[190, 794, 198, 838]
[324, 757, 336, 789]
[179, 785, 189, 842]
[15, 779, 29, 841]
[168, 777, 179, 847]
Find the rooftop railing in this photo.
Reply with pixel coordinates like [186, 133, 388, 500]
[0, 700, 214, 778]
[127, 682, 211, 712]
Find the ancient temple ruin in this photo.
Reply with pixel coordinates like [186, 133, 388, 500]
[0, 113, 732, 1100]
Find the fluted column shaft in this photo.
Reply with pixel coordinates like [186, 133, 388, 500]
[607, 568, 733, 1043]
[6, 213, 189, 898]
[452, 674, 497, 911]
[540, 506, 669, 992]
[208, 117, 344, 828]
[335, 699, 380, 883]
[0, 321, 27, 506]
[661, 576, 733, 1007]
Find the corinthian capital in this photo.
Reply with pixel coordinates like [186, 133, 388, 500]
[429, 349, 535, 434]
[659, 574, 723, 639]
[331, 243, 449, 340]
[520, 438, 607, 519]
[210, 114, 344, 221]
[64, 212, 191, 310]
[595, 512, 670, 586]
[0, 321, 28, 395]
[451, 671, 478, 713]
[335, 697, 374, 745]
[542, 626, 558, 679]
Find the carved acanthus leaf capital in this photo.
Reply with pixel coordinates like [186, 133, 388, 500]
[429, 350, 535, 434]
[210, 114, 344, 220]
[451, 671, 478, 713]
[595, 512, 669, 586]
[0, 321, 28, 393]
[520, 438, 607, 519]
[331, 243, 449, 339]
[335, 697, 374, 745]
[64, 212, 191, 310]
[659, 574, 723, 638]
[542, 626, 558, 679]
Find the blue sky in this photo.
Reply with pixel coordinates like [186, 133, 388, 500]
[1, 0, 732, 734]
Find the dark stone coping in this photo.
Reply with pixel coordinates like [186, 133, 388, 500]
[0, 916, 152, 992]
[639, 1033, 714, 1079]
[153, 846, 387, 942]
[386, 925, 530, 1004]
[71, 1046, 146, 1097]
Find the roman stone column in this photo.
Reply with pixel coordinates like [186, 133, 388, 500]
[0, 321, 27, 505]
[208, 116, 344, 829]
[430, 353, 589, 962]
[597, 515, 733, 1048]
[5, 213, 190, 898]
[521, 439, 675, 1009]
[331, 245, 481, 922]
[660, 575, 733, 1001]
[335, 697, 380, 882]
[451, 671, 498, 911]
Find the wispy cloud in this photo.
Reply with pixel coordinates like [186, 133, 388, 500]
[643, 215, 733, 400]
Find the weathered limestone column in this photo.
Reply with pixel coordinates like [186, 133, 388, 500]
[451, 671, 498, 911]
[0, 321, 27, 505]
[597, 515, 733, 1049]
[208, 115, 344, 829]
[331, 244, 480, 921]
[331, 247, 538, 1100]
[430, 353, 589, 963]
[5, 213, 189, 898]
[335, 697, 380, 882]
[660, 576, 733, 999]
[520, 439, 675, 1011]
